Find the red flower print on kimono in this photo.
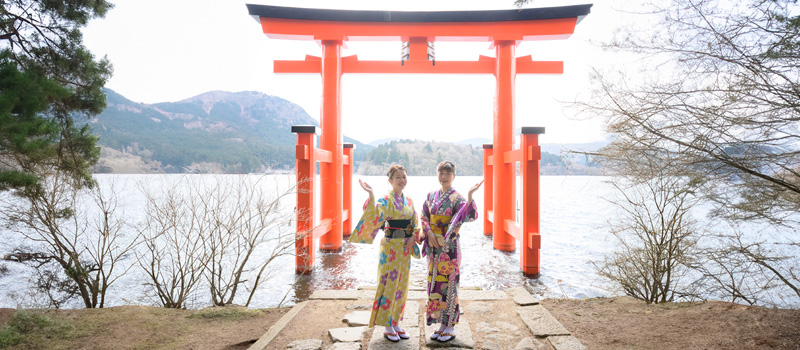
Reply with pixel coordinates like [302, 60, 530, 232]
[389, 249, 397, 263]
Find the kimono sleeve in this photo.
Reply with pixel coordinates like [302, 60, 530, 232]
[444, 195, 479, 240]
[349, 196, 386, 244]
[409, 199, 422, 259]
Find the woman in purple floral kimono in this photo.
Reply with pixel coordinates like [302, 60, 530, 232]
[421, 161, 483, 343]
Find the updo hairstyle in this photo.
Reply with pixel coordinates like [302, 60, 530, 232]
[437, 160, 456, 174]
[386, 164, 407, 178]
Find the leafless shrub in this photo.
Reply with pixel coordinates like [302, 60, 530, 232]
[136, 174, 300, 308]
[595, 148, 704, 304]
[1, 172, 139, 308]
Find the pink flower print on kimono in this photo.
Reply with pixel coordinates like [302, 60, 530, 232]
[426, 299, 446, 320]
[437, 253, 456, 276]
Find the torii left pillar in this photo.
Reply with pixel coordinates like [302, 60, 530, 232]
[319, 40, 343, 252]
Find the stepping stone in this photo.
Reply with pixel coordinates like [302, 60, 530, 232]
[516, 305, 570, 337]
[250, 301, 308, 350]
[465, 302, 492, 314]
[310, 290, 359, 300]
[329, 326, 368, 342]
[400, 301, 419, 328]
[407, 290, 428, 300]
[547, 335, 586, 350]
[515, 337, 546, 350]
[343, 311, 371, 327]
[459, 290, 507, 300]
[481, 341, 501, 350]
[327, 343, 362, 350]
[424, 318, 476, 348]
[506, 287, 539, 306]
[368, 327, 420, 350]
[346, 303, 372, 310]
[286, 339, 322, 350]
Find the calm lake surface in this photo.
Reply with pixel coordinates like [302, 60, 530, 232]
[0, 174, 619, 308]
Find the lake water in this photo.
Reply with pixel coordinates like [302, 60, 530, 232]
[0, 174, 729, 308]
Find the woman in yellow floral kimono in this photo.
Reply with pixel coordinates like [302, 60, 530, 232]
[349, 165, 421, 342]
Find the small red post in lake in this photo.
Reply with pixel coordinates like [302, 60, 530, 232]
[292, 125, 317, 274]
[249, 4, 591, 275]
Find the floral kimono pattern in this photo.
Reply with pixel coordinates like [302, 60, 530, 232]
[421, 188, 478, 326]
[350, 190, 420, 327]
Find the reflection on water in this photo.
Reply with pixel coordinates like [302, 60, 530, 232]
[250, 175, 617, 308]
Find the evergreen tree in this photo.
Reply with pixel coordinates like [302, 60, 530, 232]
[1, 0, 113, 192]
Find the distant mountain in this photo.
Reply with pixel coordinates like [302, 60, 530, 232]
[455, 138, 492, 148]
[368, 138, 400, 147]
[88, 89, 372, 173]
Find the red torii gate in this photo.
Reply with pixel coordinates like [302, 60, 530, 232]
[246, 4, 592, 276]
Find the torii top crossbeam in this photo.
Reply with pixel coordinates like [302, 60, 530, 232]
[246, 4, 592, 74]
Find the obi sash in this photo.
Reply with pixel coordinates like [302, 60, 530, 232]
[385, 219, 414, 239]
[429, 215, 453, 235]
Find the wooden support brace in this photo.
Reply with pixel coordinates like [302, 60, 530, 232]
[504, 219, 521, 242]
[528, 145, 541, 161]
[486, 210, 494, 223]
[296, 145, 309, 160]
[312, 218, 333, 239]
[528, 233, 541, 250]
[315, 148, 333, 163]
[504, 149, 523, 164]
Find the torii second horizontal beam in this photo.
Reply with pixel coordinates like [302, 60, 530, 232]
[274, 55, 563, 74]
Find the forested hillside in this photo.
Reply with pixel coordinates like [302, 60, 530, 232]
[88, 89, 371, 173]
[357, 140, 600, 176]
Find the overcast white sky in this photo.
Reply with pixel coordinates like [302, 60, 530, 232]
[83, 0, 625, 145]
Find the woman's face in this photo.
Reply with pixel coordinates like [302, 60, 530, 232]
[438, 169, 455, 189]
[388, 170, 407, 193]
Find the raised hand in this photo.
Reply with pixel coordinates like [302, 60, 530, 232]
[467, 180, 484, 203]
[359, 179, 374, 200]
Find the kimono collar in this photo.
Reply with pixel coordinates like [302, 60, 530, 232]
[432, 187, 456, 213]
[389, 190, 405, 211]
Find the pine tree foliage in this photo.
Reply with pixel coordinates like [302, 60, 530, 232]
[1, 0, 112, 192]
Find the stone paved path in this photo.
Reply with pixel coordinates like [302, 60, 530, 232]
[249, 274, 586, 350]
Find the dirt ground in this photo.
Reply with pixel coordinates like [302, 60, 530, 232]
[2, 297, 800, 349]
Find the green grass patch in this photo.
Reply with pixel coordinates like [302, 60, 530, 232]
[0, 310, 76, 348]
[187, 306, 266, 321]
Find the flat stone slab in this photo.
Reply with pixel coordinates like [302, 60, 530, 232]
[343, 311, 371, 327]
[516, 305, 570, 337]
[506, 287, 539, 306]
[515, 337, 547, 350]
[310, 290, 359, 300]
[547, 335, 586, 350]
[464, 302, 492, 314]
[400, 300, 419, 328]
[368, 326, 420, 350]
[424, 318, 476, 348]
[327, 343, 362, 350]
[359, 290, 427, 300]
[329, 327, 368, 342]
[346, 303, 371, 310]
[459, 290, 508, 300]
[249, 301, 308, 350]
[286, 339, 322, 349]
